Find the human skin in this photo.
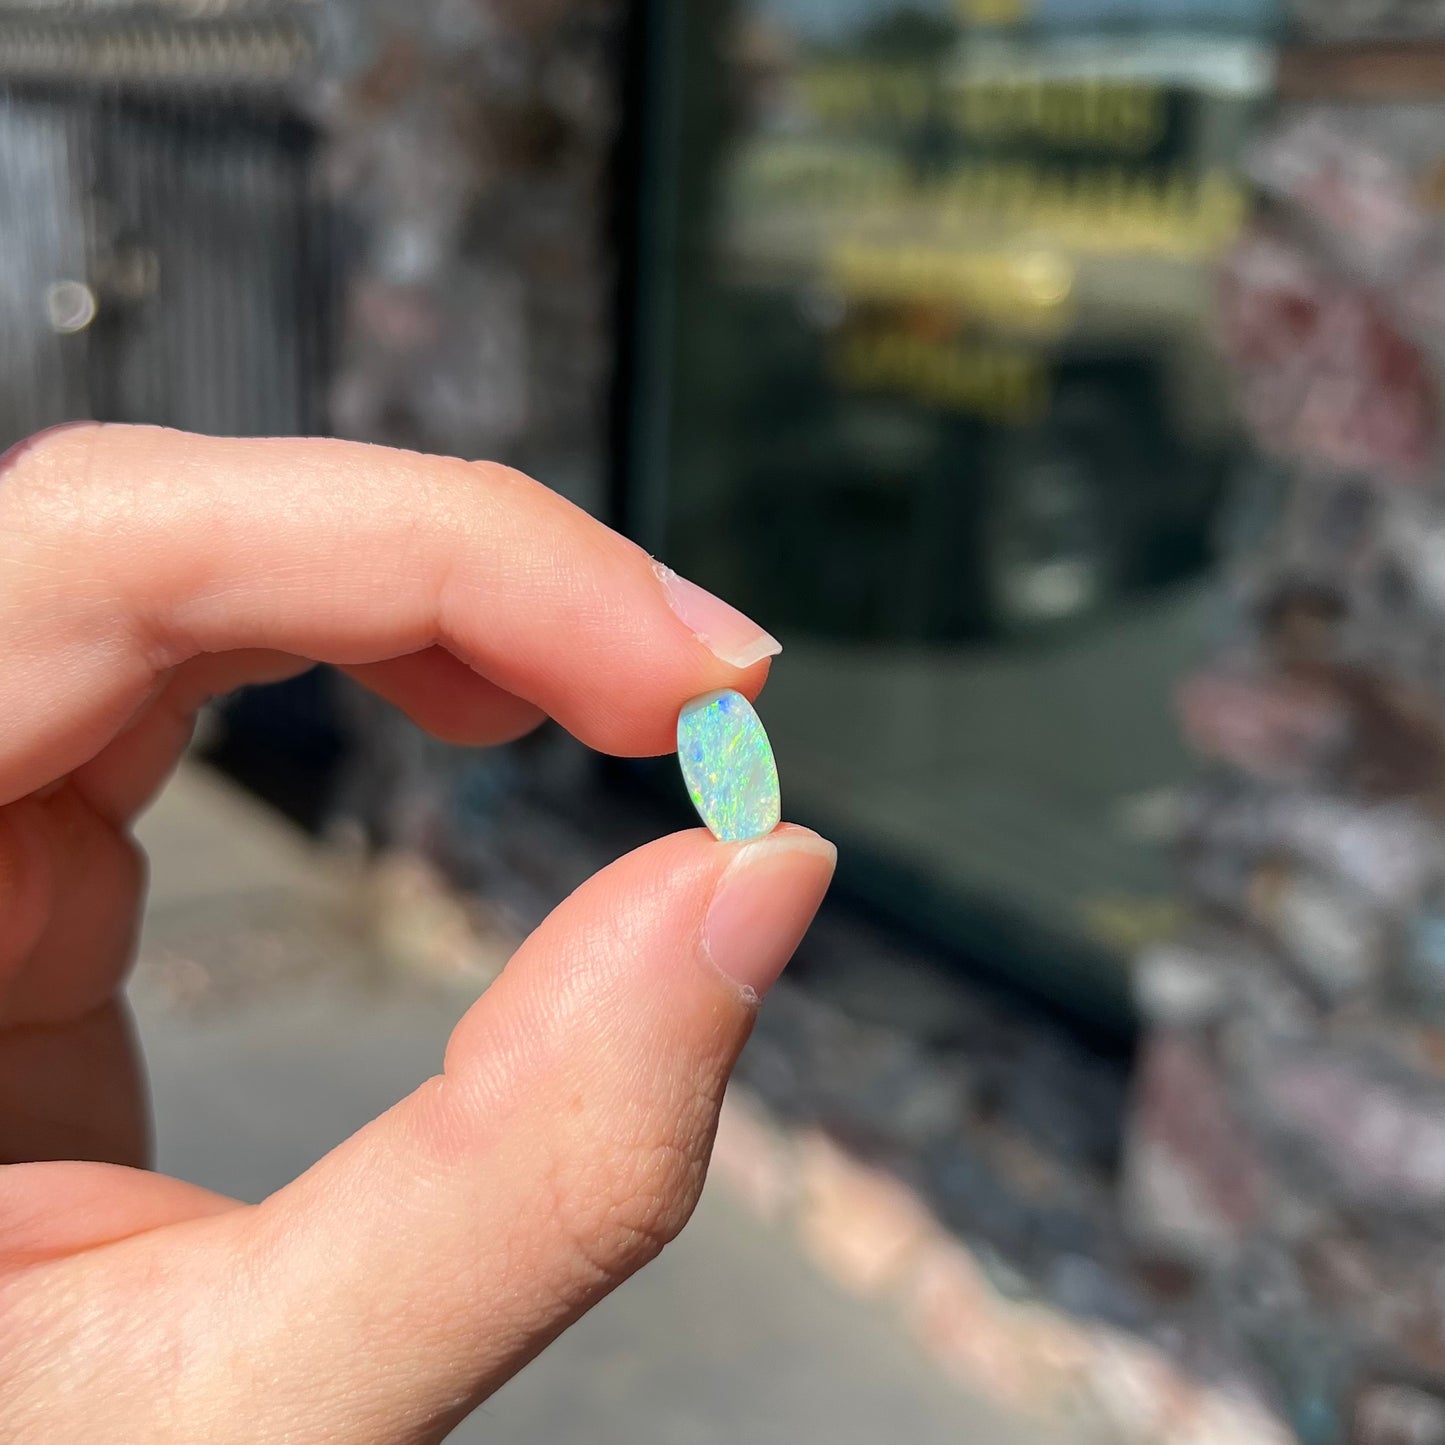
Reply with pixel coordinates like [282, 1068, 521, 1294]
[0, 424, 835, 1443]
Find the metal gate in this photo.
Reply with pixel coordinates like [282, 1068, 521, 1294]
[0, 6, 326, 447]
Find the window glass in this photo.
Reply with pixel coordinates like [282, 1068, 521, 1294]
[630, 0, 1279, 1013]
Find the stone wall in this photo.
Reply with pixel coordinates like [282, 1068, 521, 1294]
[308, 0, 630, 851]
[315, 0, 627, 508]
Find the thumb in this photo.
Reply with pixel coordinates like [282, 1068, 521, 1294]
[175, 826, 833, 1443]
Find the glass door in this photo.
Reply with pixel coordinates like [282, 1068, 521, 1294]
[624, 0, 1279, 1020]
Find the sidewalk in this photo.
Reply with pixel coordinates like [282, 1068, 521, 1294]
[130, 763, 1063, 1445]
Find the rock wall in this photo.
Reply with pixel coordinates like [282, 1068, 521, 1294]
[309, 0, 629, 851]
[316, 0, 626, 507]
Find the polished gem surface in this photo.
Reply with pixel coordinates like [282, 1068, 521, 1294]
[677, 690, 781, 843]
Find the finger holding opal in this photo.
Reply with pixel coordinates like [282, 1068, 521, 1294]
[677, 690, 782, 843]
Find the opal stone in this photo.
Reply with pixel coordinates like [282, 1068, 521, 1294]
[677, 689, 781, 843]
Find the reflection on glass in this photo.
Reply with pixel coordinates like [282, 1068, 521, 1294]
[634, 0, 1278, 1005]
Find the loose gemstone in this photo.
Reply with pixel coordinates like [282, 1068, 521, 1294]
[677, 689, 781, 843]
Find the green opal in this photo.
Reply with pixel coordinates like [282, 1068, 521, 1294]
[677, 690, 781, 843]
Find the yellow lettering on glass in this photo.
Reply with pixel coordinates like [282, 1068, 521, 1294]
[832, 330, 1050, 425]
[957, 0, 1030, 24]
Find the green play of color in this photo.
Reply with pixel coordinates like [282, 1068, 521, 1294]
[677, 690, 781, 843]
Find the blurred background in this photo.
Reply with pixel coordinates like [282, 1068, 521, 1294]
[12, 0, 1445, 1440]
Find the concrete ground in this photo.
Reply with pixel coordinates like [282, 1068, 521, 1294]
[130, 763, 1060, 1445]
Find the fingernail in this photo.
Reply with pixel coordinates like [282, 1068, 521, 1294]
[703, 828, 836, 1001]
[654, 563, 782, 671]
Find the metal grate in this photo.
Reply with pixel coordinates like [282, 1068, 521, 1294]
[0, 23, 311, 91]
[0, 4, 328, 447]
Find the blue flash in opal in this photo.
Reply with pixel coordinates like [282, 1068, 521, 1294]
[677, 689, 781, 843]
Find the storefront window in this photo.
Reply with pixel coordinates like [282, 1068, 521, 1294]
[627, 0, 1278, 1016]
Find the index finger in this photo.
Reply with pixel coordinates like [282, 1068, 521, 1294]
[0, 425, 780, 800]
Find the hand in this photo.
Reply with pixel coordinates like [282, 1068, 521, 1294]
[0, 425, 834, 1443]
